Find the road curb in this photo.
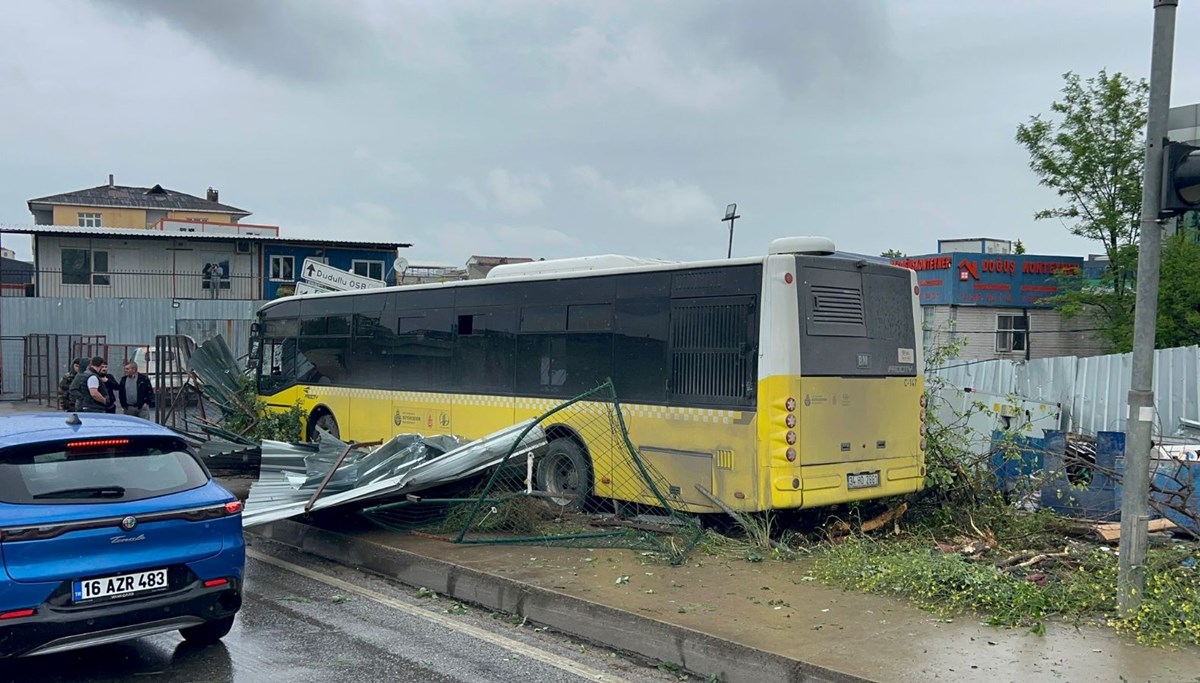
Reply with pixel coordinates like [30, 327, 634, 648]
[249, 520, 875, 683]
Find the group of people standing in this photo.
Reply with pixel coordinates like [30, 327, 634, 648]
[57, 356, 156, 418]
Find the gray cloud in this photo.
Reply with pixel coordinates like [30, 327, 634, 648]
[664, 0, 894, 96]
[94, 0, 376, 83]
[3, 1, 1194, 268]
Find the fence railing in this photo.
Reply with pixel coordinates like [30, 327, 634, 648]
[930, 345, 1200, 437]
[1, 268, 264, 300]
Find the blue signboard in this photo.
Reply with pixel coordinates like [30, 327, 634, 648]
[890, 253, 1084, 309]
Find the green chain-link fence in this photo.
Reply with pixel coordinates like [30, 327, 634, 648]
[361, 380, 704, 565]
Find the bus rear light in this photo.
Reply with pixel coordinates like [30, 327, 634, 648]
[785, 414, 796, 428]
[734, 492, 745, 500]
[920, 438, 928, 451]
[919, 394, 928, 408]
[785, 397, 796, 412]
[919, 408, 927, 422]
[785, 431, 796, 445]
[920, 423, 927, 436]
[785, 448, 796, 462]
[784, 273, 794, 284]
[914, 285, 920, 295]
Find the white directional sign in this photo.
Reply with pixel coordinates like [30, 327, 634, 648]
[300, 258, 386, 292]
[294, 281, 333, 296]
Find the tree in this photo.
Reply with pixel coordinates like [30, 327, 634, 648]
[1016, 70, 1149, 350]
[1016, 70, 1148, 262]
[880, 248, 905, 259]
[1013, 239, 1027, 254]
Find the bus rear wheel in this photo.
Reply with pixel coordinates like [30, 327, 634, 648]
[308, 410, 340, 442]
[536, 438, 591, 512]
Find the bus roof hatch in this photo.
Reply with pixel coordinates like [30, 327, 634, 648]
[768, 237, 837, 256]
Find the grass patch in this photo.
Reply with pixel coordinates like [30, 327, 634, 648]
[812, 532, 1200, 646]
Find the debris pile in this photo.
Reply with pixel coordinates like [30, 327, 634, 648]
[241, 420, 547, 527]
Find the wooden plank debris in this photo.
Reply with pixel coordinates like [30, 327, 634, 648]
[1093, 518, 1178, 543]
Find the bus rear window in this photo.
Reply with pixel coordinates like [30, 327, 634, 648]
[0, 437, 209, 505]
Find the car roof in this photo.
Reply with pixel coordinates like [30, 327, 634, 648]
[0, 413, 182, 449]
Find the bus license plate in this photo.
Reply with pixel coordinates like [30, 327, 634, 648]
[847, 472, 880, 490]
[73, 568, 169, 602]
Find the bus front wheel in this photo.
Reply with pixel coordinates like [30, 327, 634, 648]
[536, 438, 591, 512]
[308, 409, 340, 442]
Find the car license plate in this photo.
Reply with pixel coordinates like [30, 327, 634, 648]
[73, 568, 168, 602]
[847, 471, 881, 490]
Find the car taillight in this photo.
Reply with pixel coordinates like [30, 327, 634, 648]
[225, 501, 243, 515]
[66, 438, 130, 449]
[0, 609, 36, 620]
[204, 578, 230, 588]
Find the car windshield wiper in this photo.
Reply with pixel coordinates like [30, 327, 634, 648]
[33, 486, 126, 500]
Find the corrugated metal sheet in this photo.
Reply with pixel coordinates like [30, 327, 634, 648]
[931, 345, 1200, 438]
[0, 298, 265, 396]
[1, 298, 262, 339]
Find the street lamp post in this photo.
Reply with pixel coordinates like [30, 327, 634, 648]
[1119, 0, 1178, 616]
[722, 203, 740, 259]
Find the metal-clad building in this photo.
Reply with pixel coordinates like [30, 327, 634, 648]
[892, 240, 1107, 362]
[0, 225, 409, 301]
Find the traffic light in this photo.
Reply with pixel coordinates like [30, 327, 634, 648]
[1160, 140, 1200, 218]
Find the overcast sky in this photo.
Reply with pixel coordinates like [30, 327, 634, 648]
[2, 1, 1198, 266]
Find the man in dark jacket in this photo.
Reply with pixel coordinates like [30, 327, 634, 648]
[101, 363, 120, 414]
[118, 361, 155, 420]
[69, 356, 110, 413]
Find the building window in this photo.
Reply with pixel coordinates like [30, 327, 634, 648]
[996, 314, 1028, 353]
[61, 248, 110, 286]
[352, 260, 385, 281]
[202, 261, 232, 291]
[270, 255, 295, 282]
[77, 212, 102, 228]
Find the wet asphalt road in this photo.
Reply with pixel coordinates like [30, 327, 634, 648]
[2, 542, 683, 683]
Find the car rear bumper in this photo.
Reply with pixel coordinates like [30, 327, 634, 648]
[0, 579, 241, 658]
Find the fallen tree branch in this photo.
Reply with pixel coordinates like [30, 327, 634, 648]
[861, 503, 908, 534]
[1002, 546, 1070, 572]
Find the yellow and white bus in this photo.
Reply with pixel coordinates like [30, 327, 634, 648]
[251, 236, 926, 513]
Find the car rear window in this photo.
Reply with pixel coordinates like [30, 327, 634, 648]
[0, 436, 209, 505]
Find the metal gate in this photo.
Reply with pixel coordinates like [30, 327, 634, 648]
[0, 336, 24, 400]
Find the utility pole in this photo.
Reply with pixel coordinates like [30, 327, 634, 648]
[1119, 0, 1178, 617]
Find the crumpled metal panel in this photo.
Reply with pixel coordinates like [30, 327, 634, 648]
[241, 420, 547, 528]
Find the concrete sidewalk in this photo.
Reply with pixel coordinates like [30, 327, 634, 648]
[0, 400, 52, 415]
[250, 520, 1196, 683]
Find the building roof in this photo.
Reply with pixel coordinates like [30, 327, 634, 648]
[0, 224, 411, 250]
[467, 255, 535, 266]
[28, 183, 251, 217]
[0, 255, 34, 285]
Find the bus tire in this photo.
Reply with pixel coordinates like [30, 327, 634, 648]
[536, 438, 591, 512]
[308, 409, 339, 442]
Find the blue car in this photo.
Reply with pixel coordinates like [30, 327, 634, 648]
[0, 413, 244, 657]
